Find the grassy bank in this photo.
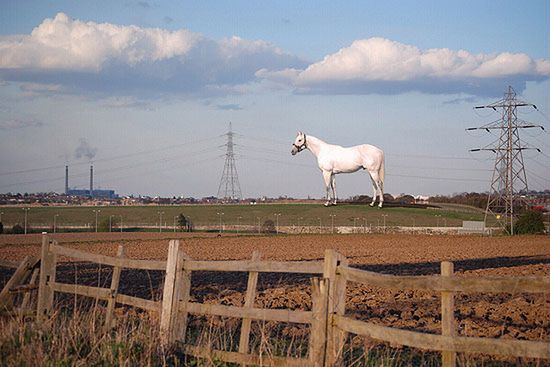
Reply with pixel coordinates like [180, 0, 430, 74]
[0, 203, 490, 232]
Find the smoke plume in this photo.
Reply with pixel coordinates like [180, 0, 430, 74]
[74, 138, 97, 161]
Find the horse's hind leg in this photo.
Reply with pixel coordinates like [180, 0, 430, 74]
[322, 171, 332, 207]
[369, 170, 384, 208]
[368, 175, 377, 207]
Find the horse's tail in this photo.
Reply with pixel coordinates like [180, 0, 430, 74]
[379, 151, 385, 190]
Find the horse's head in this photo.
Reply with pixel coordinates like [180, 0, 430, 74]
[291, 131, 307, 155]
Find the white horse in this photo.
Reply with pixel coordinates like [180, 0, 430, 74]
[291, 131, 385, 208]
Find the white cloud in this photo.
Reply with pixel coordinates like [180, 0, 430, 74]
[0, 13, 305, 98]
[101, 96, 154, 110]
[0, 118, 43, 130]
[259, 37, 550, 95]
[0, 13, 200, 71]
[1, 15, 547, 98]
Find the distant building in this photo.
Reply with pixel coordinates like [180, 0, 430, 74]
[66, 189, 117, 199]
[65, 165, 117, 199]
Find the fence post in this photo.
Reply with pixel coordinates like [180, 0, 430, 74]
[323, 249, 348, 366]
[238, 251, 261, 360]
[310, 277, 329, 367]
[20, 267, 40, 314]
[37, 233, 57, 324]
[104, 245, 125, 331]
[441, 261, 456, 367]
[160, 240, 190, 346]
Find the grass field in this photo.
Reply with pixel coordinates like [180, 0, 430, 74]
[0, 202, 491, 231]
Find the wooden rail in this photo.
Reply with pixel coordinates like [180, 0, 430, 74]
[335, 315, 550, 359]
[49, 243, 166, 270]
[332, 250, 550, 366]
[340, 265, 550, 293]
[159, 240, 326, 367]
[184, 259, 323, 274]
[37, 235, 162, 327]
[31, 236, 550, 367]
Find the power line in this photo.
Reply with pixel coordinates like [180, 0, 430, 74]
[0, 146, 219, 190]
[240, 155, 489, 182]
[0, 136, 222, 177]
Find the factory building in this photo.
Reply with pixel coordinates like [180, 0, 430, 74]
[64, 165, 118, 199]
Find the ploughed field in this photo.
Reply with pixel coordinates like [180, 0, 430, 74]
[1, 233, 549, 349]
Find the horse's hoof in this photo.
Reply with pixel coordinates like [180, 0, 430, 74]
[378, 204, 383, 209]
[324, 202, 330, 207]
[369, 203, 375, 207]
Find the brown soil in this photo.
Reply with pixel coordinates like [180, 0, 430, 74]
[1, 233, 549, 352]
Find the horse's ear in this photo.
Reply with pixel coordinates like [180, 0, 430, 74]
[297, 131, 302, 136]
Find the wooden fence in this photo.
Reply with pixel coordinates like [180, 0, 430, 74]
[1, 234, 548, 366]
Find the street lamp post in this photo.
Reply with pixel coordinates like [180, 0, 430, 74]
[53, 214, 59, 234]
[22, 208, 30, 235]
[329, 214, 336, 234]
[92, 209, 101, 232]
[274, 213, 281, 234]
[217, 212, 224, 233]
[109, 215, 115, 232]
[158, 211, 164, 232]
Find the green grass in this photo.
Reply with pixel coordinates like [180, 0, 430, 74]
[0, 202, 491, 230]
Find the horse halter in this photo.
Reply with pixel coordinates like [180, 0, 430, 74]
[293, 134, 307, 152]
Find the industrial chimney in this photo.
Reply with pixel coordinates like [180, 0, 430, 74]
[90, 165, 94, 198]
[65, 165, 69, 194]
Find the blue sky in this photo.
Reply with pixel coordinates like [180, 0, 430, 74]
[1, 1, 549, 198]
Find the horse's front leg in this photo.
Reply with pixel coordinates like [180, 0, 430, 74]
[322, 171, 332, 207]
[331, 174, 337, 205]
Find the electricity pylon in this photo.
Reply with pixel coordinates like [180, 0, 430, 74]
[468, 86, 542, 234]
[217, 122, 242, 201]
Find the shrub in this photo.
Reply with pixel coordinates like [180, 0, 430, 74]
[11, 223, 25, 234]
[261, 219, 276, 233]
[513, 209, 545, 235]
[177, 213, 193, 232]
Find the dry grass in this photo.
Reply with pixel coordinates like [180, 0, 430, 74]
[1, 305, 547, 367]
[0, 308, 182, 367]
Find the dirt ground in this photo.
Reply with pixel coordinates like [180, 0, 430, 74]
[1, 233, 549, 353]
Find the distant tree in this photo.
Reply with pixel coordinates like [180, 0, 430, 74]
[383, 193, 395, 202]
[396, 194, 415, 204]
[12, 224, 24, 234]
[98, 218, 111, 232]
[347, 195, 372, 204]
[261, 219, 276, 234]
[177, 214, 193, 232]
[513, 210, 545, 235]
